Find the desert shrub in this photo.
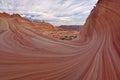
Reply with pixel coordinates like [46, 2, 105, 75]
[60, 35, 77, 40]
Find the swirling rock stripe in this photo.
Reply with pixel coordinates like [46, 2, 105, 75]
[0, 0, 120, 80]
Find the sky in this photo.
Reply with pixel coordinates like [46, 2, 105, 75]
[0, 0, 98, 26]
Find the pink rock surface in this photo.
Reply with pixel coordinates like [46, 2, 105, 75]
[0, 0, 120, 80]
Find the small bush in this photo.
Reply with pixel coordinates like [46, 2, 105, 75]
[60, 35, 77, 40]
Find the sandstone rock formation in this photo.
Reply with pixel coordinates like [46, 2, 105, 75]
[32, 20, 56, 31]
[0, 13, 78, 40]
[0, 0, 120, 80]
[58, 25, 82, 31]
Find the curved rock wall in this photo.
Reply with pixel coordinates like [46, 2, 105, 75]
[0, 0, 120, 80]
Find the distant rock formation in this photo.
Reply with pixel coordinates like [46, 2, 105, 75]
[58, 25, 82, 31]
[0, 12, 79, 40]
[32, 20, 55, 31]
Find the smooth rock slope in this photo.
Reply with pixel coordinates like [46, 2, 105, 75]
[0, 0, 120, 80]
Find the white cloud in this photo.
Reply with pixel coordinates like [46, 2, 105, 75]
[0, 0, 98, 26]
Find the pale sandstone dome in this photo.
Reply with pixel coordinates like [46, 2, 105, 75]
[0, 0, 120, 80]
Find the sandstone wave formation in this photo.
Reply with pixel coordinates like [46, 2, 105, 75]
[0, 0, 120, 80]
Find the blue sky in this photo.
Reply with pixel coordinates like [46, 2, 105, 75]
[0, 0, 98, 26]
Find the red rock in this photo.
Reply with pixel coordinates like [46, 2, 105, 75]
[11, 13, 21, 18]
[0, 12, 10, 18]
[0, 0, 120, 80]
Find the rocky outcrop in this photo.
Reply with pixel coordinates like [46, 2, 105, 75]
[32, 20, 55, 31]
[0, 0, 120, 80]
[58, 25, 82, 31]
[0, 12, 79, 40]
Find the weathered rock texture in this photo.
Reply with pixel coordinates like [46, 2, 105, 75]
[0, 0, 120, 80]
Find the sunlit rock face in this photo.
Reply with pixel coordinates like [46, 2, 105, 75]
[0, 0, 120, 80]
